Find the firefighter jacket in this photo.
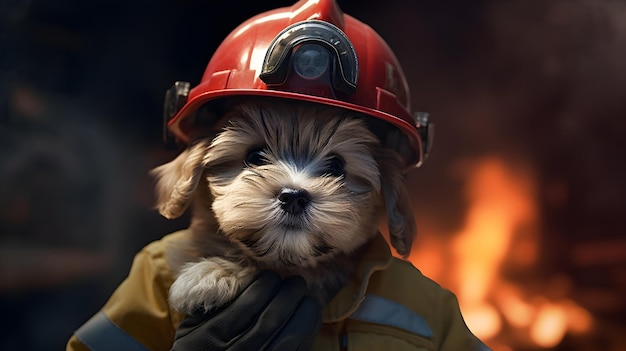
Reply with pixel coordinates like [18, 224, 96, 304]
[67, 230, 491, 351]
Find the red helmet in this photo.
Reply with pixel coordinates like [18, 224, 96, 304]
[164, 0, 432, 168]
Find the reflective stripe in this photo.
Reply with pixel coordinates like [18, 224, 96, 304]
[74, 311, 149, 351]
[350, 294, 433, 338]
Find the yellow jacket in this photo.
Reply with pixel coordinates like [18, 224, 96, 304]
[67, 230, 490, 351]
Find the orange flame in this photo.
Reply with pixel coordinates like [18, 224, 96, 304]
[408, 157, 593, 349]
[451, 158, 537, 339]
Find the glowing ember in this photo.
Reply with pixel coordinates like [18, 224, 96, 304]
[497, 285, 534, 328]
[530, 301, 568, 348]
[462, 303, 502, 340]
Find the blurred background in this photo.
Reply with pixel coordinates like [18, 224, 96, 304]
[1, 0, 624, 350]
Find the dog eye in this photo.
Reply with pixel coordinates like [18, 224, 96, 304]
[245, 148, 268, 166]
[324, 155, 345, 177]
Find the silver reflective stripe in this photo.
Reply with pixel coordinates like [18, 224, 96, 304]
[350, 294, 433, 338]
[74, 311, 149, 351]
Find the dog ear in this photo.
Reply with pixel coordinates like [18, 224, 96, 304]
[151, 140, 211, 219]
[378, 150, 417, 258]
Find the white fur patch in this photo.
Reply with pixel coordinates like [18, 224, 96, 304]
[168, 257, 256, 314]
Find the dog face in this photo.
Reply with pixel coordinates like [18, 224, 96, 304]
[207, 102, 385, 269]
[153, 98, 416, 273]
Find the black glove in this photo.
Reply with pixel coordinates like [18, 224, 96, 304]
[171, 270, 322, 351]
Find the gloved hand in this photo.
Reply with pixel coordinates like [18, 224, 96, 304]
[171, 270, 322, 351]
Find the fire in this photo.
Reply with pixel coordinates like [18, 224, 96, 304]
[407, 157, 593, 349]
[530, 301, 568, 348]
[450, 158, 536, 340]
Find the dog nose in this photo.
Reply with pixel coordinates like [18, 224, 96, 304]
[278, 188, 310, 214]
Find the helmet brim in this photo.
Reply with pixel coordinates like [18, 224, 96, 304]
[168, 88, 424, 169]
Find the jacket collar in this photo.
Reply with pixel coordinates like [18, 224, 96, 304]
[321, 233, 393, 322]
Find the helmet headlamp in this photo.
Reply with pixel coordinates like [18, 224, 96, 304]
[292, 43, 330, 80]
[260, 20, 358, 95]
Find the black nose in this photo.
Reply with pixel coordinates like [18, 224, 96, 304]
[278, 188, 310, 214]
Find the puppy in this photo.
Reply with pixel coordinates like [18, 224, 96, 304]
[151, 98, 416, 315]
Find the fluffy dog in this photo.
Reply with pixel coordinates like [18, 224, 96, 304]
[151, 98, 416, 315]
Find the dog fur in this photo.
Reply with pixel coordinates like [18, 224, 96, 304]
[151, 98, 416, 315]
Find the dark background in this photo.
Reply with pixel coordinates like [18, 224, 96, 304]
[1, 0, 625, 350]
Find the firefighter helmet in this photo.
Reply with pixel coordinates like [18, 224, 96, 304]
[164, 0, 432, 168]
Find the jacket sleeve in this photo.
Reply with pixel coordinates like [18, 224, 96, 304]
[67, 238, 185, 351]
[360, 257, 491, 351]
